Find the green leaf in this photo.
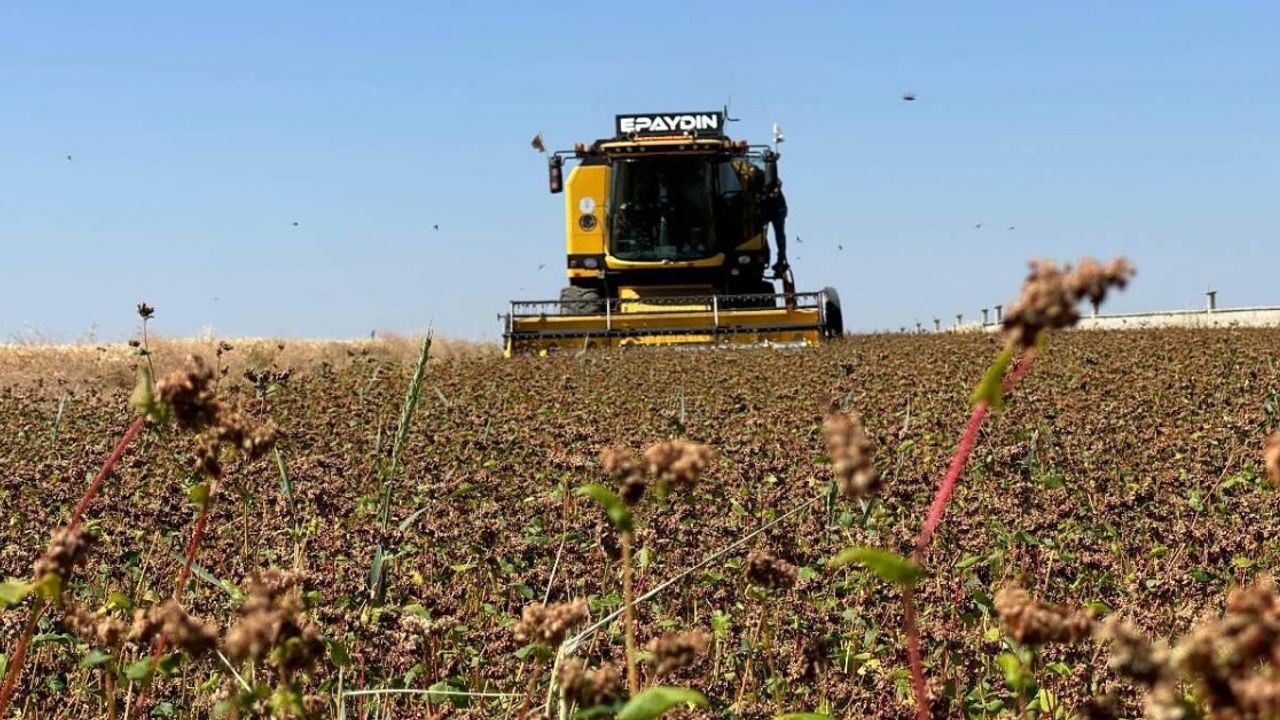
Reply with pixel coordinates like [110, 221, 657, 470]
[971, 347, 1015, 409]
[325, 638, 352, 668]
[576, 484, 633, 533]
[996, 652, 1034, 692]
[427, 680, 470, 708]
[274, 448, 297, 519]
[129, 366, 166, 422]
[187, 482, 210, 506]
[514, 643, 554, 661]
[167, 551, 241, 601]
[79, 649, 113, 668]
[0, 579, 33, 608]
[368, 545, 384, 597]
[828, 546, 925, 586]
[124, 657, 155, 683]
[615, 686, 709, 720]
[775, 714, 834, 720]
[106, 591, 134, 612]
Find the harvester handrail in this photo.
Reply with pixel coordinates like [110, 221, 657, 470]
[509, 290, 823, 317]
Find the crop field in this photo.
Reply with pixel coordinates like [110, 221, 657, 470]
[2, 310, 1280, 718]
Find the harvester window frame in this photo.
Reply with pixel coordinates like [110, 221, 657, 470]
[607, 156, 718, 263]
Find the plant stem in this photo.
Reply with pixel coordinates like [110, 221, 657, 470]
[902, 586, 928, 720]
[516, 657, 544, 720]
[903, 350, 1037, 719]
[913, 351, 1036, 559]
[0, 598, 47, 716]
[1, 414, 145, 716]
[135, 479, 216, 713]
[620, 530, 639, 696]
[70, 415, 145, 530]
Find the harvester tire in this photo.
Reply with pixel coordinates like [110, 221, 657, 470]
[822, 286, 844, 338]
[560, 286, 604, 315]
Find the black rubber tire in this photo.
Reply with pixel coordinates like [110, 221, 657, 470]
[821, 286, 844, 338]
[559, 285, 604, 315]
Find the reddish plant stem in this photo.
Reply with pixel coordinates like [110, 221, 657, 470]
[135, 480, 216, 713]
[70, 415, 145, 530]
[912, 353, 1036, 561]
[0, 599, 46, 717]
[902, 587, 928, 720]
[1, 415, 146, 717]
[903, 351, 1037, 718]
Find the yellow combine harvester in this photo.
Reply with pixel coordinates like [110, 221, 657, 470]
[502, 111, 842, 356]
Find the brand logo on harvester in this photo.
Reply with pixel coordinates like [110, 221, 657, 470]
[616, 112, 723, 136]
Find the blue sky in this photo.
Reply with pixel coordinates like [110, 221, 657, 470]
[2, 2, 1277, 342]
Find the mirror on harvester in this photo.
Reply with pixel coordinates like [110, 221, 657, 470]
[548, 155, 564, 194]
[763, 149, 778, 189]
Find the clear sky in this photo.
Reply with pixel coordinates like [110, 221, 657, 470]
[3, 2, 1277, 342]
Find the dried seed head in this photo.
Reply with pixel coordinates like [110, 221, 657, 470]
[214, 409, 279, 462]
[789, 635, 831, 682]
[33, 525, 93, 589]
[744, 549, 798, 591]
[643, 439, 713, 490]
[1169, 576, 1280, 714]
[130, 600, 218, 657]
[645, 629, 709, 677]
[1265, 431, 1280, 488]
[136, 303, 155, 319]
[1095, 618, 1173, 687]
[822, 410, 878, 498]
[513, 599, 589, 647]
[994, 585, 1095, 645]
[601, 447, 646, 505]
[1002, 257, 1134, 348]
[224, 570, 321, 673]
[157, 356, 221, 431]
[557, 658, 624, 708]
[64, 602, 126, 648]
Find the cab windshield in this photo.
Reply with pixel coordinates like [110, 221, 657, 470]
[608, 157, 716, 261]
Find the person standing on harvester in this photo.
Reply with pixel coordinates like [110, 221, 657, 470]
[764, 179, 788, 274]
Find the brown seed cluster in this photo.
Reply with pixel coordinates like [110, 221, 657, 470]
[243, 366, 293, 394]
[63, 602, 126, 648]
[1095, 618, 1171, 687]
[643, 439, 713, 490]
[994, 585, 1095, 645]
[556, 658, 624, 707]
[513, 599, 589, 648]
[130, 600, 219, 657]
[1169, 577, 1280, 718]
[224, 570, 322, 674]
[1002, 257, 1135, 348]
[601, 447, 646, 505]
[822, 410, 878, 498]
[156, 356, 278, 478]
[600, 439, 713, 504]
[33, 525, 93, 590]
[745, 549, 798, 590]
[157, 356, 221, 431]
[1265, 431, 1280, 488]
[789, 635, 831, 682]
[645, 629, 709, 677]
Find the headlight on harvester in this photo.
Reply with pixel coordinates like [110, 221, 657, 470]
[737, 255, 751, 265]
[584, 257, 598, 269]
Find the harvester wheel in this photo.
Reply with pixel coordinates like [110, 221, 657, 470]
[821, 286, 844, 338]
[559, 286, 604, 315]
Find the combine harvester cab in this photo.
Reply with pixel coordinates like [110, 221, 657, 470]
[503, 111, 843, 357]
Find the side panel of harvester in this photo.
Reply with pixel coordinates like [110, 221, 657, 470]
[565, 164, 608, 281]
